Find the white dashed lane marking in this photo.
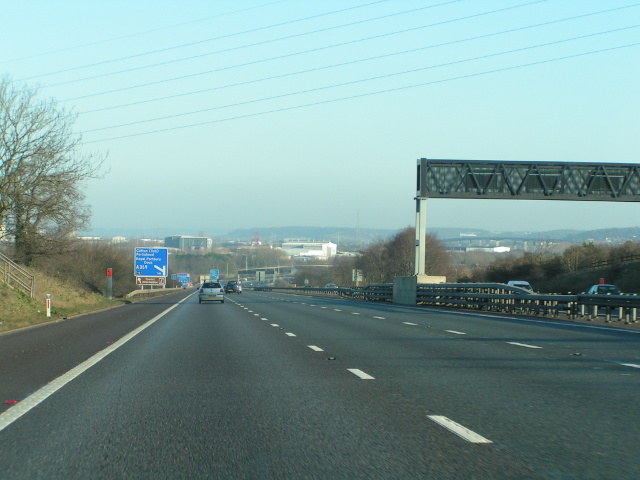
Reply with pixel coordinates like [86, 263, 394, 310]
[618, 362, 640, 369]
[446, 330, 466, 335]
[308, 345, 324, 352]
[427, 415, 492, 444]
[403, 322, 418, 326]
[347, 369, 375, 380]
[507, 342, 542, 349]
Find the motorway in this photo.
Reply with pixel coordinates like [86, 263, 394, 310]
[0, 289, 639, 479]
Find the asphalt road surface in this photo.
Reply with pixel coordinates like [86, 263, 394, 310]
[1, 289, 638, 479]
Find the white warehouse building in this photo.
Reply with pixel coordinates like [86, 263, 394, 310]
[281, 241, 337, 259]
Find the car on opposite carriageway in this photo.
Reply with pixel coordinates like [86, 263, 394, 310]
[506, 280, 533, 293]
[586, 284, 621, 295]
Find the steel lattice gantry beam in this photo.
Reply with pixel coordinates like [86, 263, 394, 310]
[412, 158, 640, 276]
[417, 159, 640, 201]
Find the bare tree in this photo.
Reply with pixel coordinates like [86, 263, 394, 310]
[0, 76, 104, 264]
[356, 239, 387, 284]
[357, 228, 451, 283]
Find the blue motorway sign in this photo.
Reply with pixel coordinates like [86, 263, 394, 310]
[177, 273, 190, 284]
[210, 269, 219, 280]
[134, 247, 168, 277]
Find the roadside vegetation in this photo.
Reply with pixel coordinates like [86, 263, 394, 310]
[0, 242, 187, 333]
[0, 267, 121, 333]
[466, 240, 640, 294]
[290, 228, 640, 295]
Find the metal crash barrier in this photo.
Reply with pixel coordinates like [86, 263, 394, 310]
[253, 283, 639, 324]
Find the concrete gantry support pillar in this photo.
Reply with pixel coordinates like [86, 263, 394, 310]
[414, 196, 427, 276]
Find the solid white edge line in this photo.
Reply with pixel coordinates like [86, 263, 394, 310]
[347, 368, 375, 380]
[507, 342, 543, 349]
[308, 345, 324, 352]
[0, 297, 188, 433]
[427, 415, 492, 444]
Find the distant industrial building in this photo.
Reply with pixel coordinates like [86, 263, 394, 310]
[164, 235, 212, 251]
[281, 241, 337, 259]
[447, 246, 511, 253]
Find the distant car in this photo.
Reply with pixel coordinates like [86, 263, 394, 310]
[225, 280, 242, 294]
[507, 280, 533, 292]
[324, 283, 338, 288]
[198, 281, 225, 303]
[587, 284, 621, 295]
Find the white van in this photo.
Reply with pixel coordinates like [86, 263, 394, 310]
[507, 280, 533, 292]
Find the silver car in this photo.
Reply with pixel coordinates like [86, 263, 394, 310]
[198, 281, 225, 303]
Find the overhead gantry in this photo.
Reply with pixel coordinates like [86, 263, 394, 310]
[414, 159, 640, 275]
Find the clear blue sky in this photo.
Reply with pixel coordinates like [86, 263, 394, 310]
[2, 0, 639, 237]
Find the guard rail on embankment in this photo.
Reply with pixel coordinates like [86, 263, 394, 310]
[252, 283, 640, 325]
[0, 251, 35, 298]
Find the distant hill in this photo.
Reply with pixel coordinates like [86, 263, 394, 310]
[84, 225, 640, 245]
[430, 227, 640, 243]
[562, 227, 640, 242]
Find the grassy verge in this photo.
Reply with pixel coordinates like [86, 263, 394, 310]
[0, 271, 125, 334]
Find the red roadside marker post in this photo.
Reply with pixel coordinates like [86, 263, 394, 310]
[106, 268, 113, 299]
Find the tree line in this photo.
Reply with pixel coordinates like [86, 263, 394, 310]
[292, 228, 452, 287]
[293, 231, 640, 294]
[470, 240, 640, 294]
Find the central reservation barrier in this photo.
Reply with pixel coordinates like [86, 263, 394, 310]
[253, 282, 639, 325]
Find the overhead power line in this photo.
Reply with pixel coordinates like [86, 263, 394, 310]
[79, 5, 640, 115]
[61, 0, 551, 99]
[1, 0, 292, 64]
[79, 25, 640, 133]
[18, 0, 404, 80]
[82, 41, 640, 144]
[46, 0, 469, 88]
